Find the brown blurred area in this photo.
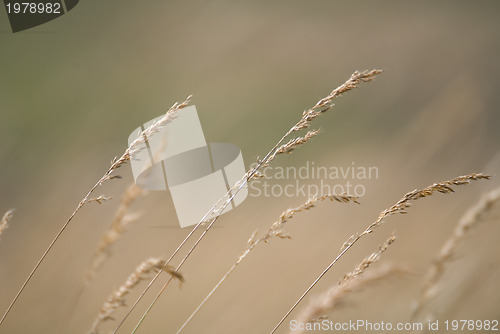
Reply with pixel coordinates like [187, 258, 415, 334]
[1, 1, 500, 333]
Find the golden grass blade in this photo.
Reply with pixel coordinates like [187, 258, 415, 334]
[0, 209, 14, 241]
[85, 184, 145, 284]
[270, 173, 490, 334]
[89, 258, 182, 334]
[290, 264, 408, 334]
[412, 185, 500, 320]
[176, 194, 359, 333]
[0, 97, 191, 327]
[290, 235, 405, 334]
[62, 184, 146, 331]
[124, 70, 382, 334]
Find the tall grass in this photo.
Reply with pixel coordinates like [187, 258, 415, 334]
[121, 70, 383, 334]
[177, 194, 359, 333]
[270, 173, 490, 333]
[0, 70, 497, 334]
[412, 186, 500, 321]
[0, 97, 192, 326]
[0, 210, 14, 241]
[289, 234, 403, 334]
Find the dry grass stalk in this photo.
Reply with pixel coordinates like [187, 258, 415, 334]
[253, 194, 359, 247]
[0, 210, 14, 240]
[0, 97, 191, 326]
[176, 194, 359, 333]
[262, 70, 382, 167]
[268, 130, 321, 162]
[85, 195, 112, 205]
[338, 234, 396, 284]
[358, 173, 490, 238]
[85, 184, 145, 284]
[63, 184, 146, 331]
[290, 235, 403, 334]
[127, 97, 189, 160]
[412, 186, 500, 320]
[270, 173, 490, 333]
[114, 70, 382, 333]
[291, 70, 382, 133]
[89, 258, 183, 334]
[291, 265, 407, 334]
[117, 70, 383, 334]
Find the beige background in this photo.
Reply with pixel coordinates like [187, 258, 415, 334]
[1, 1, 500, 333]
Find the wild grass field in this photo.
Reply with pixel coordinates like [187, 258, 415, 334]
[1, 1, 500, 333]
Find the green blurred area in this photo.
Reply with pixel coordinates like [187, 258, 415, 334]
[1, 1, 500, 333]
[1, 1, 498, 197]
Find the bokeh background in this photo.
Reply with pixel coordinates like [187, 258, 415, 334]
[1, 1, 500, 333]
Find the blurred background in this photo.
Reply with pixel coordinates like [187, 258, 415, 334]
[1, 1, 500, 333]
